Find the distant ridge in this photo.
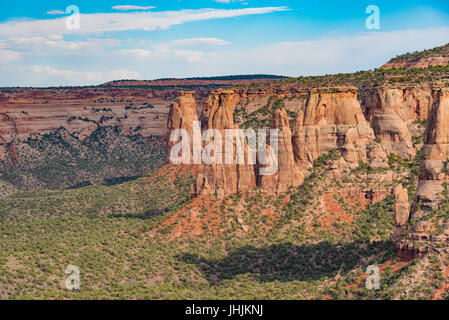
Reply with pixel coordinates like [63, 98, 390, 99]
[102, 75, 289, 88]
[113, 74, 288, 82]
[380, 42, 449, 70]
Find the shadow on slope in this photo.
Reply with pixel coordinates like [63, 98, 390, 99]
[181, 240, 392, 283]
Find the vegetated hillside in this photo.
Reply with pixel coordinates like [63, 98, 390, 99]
[1, 152, 446, 299]
[0, 126, 166, 190]
[231, 65, 449, 92]
[388, 43, 449, 61]
[0, 75, 288, 192]
[380, 43, 449, 70]
[3, 45, 449, 300]
[102, 74, 288, 87]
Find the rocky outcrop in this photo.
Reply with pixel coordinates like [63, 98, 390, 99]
[380, 55, 449, 70]
[166, 91, 199, 163]
[362, 86, 434, 158]
[293, 87, 384, 171]
[0, 87, 174, 148]
[259, 108, 303, 194]
[414, 88, 449, 213]
[168, 86, 388, 198]
[195, 89, 257, 198]
[394, 184, 410, 227]
[396, 88, 449, 257]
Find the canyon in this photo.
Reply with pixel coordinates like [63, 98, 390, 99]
[167, 84, 441, 198]
[396, 87, 449, 257]
[1, 47, 449, 257]
[3, 44, 449, 300]
[166, 78, 449, 258]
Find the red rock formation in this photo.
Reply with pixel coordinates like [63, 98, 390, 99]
[196, 89, 257, 198]
[292, 87, 383, 171]
[0, 87, 173, 145]
[415, 88, 449, 213]
[394, 184, 410, 227]
[186, 86, 387, 198]
[397, 88, 449, 256]
[362, 86, 434, 158]
[259, 108, 303, 194]
[380, 55, 449, 70]
[166, 91, 200, 163]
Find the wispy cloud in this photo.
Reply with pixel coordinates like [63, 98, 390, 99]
[167, 38, 230, 46]
[212, 0, 248, 3]
[45, 10, 66, 15]
[111, 5, 156, 11]
[119, 46, 216, 63]
[4, 65, 140, 84]
[0, 49, 22, 64]
[206, 27, 449, 76]
[0, 7, 290, 37]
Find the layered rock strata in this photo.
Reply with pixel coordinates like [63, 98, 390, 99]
[362, 86, 434, 158]
[293, 87, 384, 172]
[168, 86, 388, 198]
[380, 55, 449, 70]
[259, 108, 303, 194]
[396, 88, 449, 257]
[195, 90, 257, 198]
[166, 91, 199, 163]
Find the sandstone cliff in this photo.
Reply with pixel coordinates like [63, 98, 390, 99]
[414, 88, 449, 213]
[396, 88, 449, 257]
[259, 108, 303, 194]
[293, 87, 382, 172]
[362, 86, 434, 158]
[167, 91, 199, 163]
[195, 89, 257, 198]
[168, 86, 388, 197]
[0, 87, 174, 147]
[380, 54, 449, 70]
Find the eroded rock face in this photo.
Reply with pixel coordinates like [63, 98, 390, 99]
[0, 88, 173, 144]
[195, 89, 257, 199]
[362, 86, 434, 158]
[259, 108, 303, 194]
[396, 88, 449, 257]
[166, 91, 199, 163]
[414, 88, 449, 214]
[292, 87, 382, 171]
[182, 86, 387, 198]
[394, 184, 410, 227]
[380, 55, 449, 70]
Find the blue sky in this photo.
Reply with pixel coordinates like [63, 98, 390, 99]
[0, 0, 448, 86]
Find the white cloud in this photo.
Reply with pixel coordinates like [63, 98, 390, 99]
[118, 46, 215, 63]
[167, 38, 230, 46]
[2, 27, 449, 86]
[171, 49, 215, 63]
[0, 49, 22, 64]
[0, 7, 289, 37]
[0, 36, 122, 54]
[8, 65, 141, 84]
[201, 27, 449, 77]
[112, 5, 156, 11]
[212, 0, 247, 3]
[46, 10, 66, 15]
